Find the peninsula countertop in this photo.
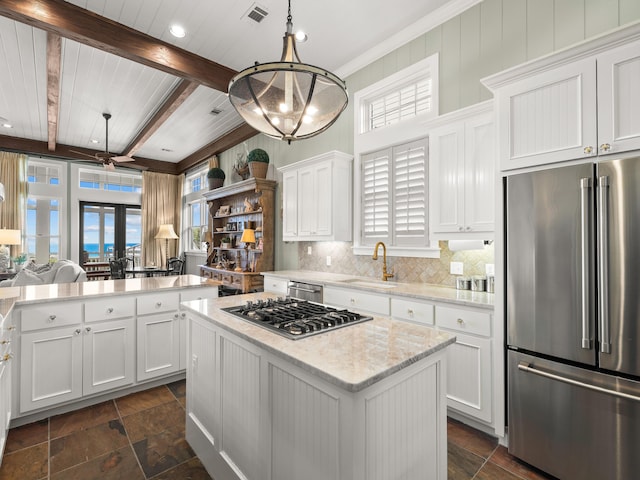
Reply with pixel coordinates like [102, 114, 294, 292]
[262, 270, 494, 310]
[181, 292, 455, 392]
[0, 274, 221, 317]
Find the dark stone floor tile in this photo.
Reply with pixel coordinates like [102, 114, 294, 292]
[475, 461, 528, 480]
[447, 418, 498, 458]
[132, 426, 195, 478]
[122, 400, 185, 443]
[50, 401, 119, 439]
[149, 457, 213, 480]
[447, 441, 485, 480]
[5, 419, 48, 454]
[0, 442, 48, 480]
[115, 385, 174, 417]
[489, 445, 557, 480]
[50, 419, 129, 474]
[50, 445, 144, 480]
[167, 379, 185, 400]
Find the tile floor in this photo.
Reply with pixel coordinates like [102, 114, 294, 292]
[0, 380, 555, 480]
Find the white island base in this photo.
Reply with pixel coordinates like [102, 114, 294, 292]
[184, 294, 452, 480]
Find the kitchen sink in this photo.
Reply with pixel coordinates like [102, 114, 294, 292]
[339, 279, 397, 289]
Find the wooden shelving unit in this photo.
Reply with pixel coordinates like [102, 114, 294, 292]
[200, 178, 277, 293]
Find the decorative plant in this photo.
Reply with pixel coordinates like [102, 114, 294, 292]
[247, 148, 269, 164]
[221, 237, 231, 245]
[12, 253, 27, 265]
[207, 167, 226, 179]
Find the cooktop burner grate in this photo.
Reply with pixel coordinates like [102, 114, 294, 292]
[222, 297, 373, 340]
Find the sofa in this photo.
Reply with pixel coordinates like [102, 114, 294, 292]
[0, 259, 87, 287]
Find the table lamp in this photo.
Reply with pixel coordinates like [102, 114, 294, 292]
[240, 229, 256, 272]
[155, 224, 179, 269]
[0, 229, 21, 272]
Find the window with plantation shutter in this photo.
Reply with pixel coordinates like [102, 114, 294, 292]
[360, 138, 428, 248]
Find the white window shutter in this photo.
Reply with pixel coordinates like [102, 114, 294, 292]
[361, 149, 391, 244]
[392, 139, 427, 246]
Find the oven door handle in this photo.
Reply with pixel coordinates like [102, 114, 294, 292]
[289, 286, 320, 294]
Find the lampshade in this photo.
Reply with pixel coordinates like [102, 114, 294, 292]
[0, 183, 5, 203]
[228, 0, 347, 144]
[204, 231, 213, 243]
[241, 229, 256, 244]
[155, 224, 179, 240]
[0, 229, 21, 245]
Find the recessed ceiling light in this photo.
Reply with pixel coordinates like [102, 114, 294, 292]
[169, 24, 186, 38]
[295, 31, 307, 42]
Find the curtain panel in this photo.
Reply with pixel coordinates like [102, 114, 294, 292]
[0, 151, 28, 257]
[141, 171, 184, 267]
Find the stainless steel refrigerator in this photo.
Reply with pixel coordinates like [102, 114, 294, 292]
[506, 155, 640, 480]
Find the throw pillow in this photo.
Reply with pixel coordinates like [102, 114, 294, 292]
[12, 268, 45, 286]
[24, 261, 52, 274]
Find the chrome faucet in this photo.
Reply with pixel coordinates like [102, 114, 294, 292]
[372, 241, 394, 281]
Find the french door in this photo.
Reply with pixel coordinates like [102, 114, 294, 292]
[79, 202, 141, 263]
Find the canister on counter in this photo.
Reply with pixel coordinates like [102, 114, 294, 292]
[487, 275, 495, 293]
[456, 277, 471, 290]
[471, 276, 487, 291]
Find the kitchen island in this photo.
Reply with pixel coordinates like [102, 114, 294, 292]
[182, 292, 455, 480]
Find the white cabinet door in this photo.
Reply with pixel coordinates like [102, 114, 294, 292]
[136, 312, 180, 381]
[497, 57, 597, 170]
[262, 275, 289, 295]
[443, 332, 492, 423]
[282, 170, 299, 239]
[597, 38, 640, 155]
[314, 161, 333, 236]
[297, 165, 317, 237]
[20, 327, 83, 412]
[464, 113, 495, 233]
[82, 318, 135, 396]
[0, 359, 11, 464]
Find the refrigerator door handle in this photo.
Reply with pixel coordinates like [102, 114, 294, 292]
[580, 178, 592, 349]
[598, 176, 611, 354]
[517, 362, 640, 402]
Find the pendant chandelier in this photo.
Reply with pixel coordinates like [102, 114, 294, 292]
[228, 0, 348, 143]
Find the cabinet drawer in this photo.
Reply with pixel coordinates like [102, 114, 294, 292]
[263, 276, 288, 295]
[436, 305, 491, 337]
[391, 298, 434, 326]
[323, 287, 390, 316]
[85, 297, 135, 323]
[21, 302, 83, 332]
[180, 287, 219, 302]
[137, 292, 179, 316]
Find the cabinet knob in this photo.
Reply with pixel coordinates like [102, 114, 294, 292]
[85, 327, 92, 333]
[74, 329, 81, 335]
[350, 298, 355, 304]
[174, 313, 179, 319]
[0, 340, 10, 345]
[458, 226, 463, 231]
[584, 146, 594, 155]
[156, 302, 162, 307]
[181, 312, 187, 319]
[48, 315, 57, 322]
[457, 318, 465, 325]
[107, 307, 114, 314]
[0, 353, 12, 363]
[407, 309, 414, 317]
[600, 143, 611, 152]
[465, 226, 471, 231]
[7, 326, 15, 331]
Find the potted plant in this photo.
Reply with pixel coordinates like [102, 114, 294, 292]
[12, 253, 27, 272]
[220, 237, 232, 249]
[247, 148, 269, 179]
[207, 167, 226, 189]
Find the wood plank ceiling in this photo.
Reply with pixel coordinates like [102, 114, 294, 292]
[0, 0, 455, 174]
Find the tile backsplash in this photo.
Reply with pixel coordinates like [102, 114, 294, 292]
[297, 241, 494, 287]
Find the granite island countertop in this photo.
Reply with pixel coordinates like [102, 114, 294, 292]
[262, 269, 494, 310]
[181, 291, 455, 393]
[0, 274, 220, 317]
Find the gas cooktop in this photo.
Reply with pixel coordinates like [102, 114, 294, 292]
[222, 297, 373, 340]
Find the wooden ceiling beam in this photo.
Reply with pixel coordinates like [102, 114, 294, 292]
[0, 0, 238, 92]
[177, 123, 258, 174]
[0, 135, 178, 174]
[122, 80, 199, 158]
[46, 32, 61, 152]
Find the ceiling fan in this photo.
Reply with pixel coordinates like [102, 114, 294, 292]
[71, 113, 140, 171]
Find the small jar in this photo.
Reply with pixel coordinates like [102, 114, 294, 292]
[486, 275, 495, 293]
[456, 277, 471, 290]
[471, 276, 487, 292]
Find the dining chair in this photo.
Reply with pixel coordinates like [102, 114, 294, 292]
[166, 257, 184, 276]
[109, 258, 127, 279]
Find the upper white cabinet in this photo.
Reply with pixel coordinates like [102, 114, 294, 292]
[484, 31, 640, 171]
[429, 103, 495, 238]
[279, 151, 353, 242]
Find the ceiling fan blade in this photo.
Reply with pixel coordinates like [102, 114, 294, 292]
[111, 155, 134, 163]
[70, 149, 100, 161]
[103, 162, 116, 171]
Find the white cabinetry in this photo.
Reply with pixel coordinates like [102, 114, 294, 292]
[486, 35, 640, 170]
[262, 275, 289, 295]
[279, 151, 353, 242]
[0, 313, 15, 464]
[179, 288, 219, 371]
[323, 286, 390, 316]
[435, 305, 492, 423]
[429, 102, 495, 238]
[137, 292, 180, 382]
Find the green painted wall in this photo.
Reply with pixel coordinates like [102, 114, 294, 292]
[217, 0, 640, 270]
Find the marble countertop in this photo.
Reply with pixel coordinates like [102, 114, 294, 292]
[262, 270, 494, 310]
[182, 292, 455, 393]
[0, 274, 220, 314]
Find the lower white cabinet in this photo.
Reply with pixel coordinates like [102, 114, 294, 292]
[262, 275, 289, 295]
[323, 286, 390, 315]
[20, 317, 135, 413]
[136, 312, 180, 382]
[0, 312, 15, 465]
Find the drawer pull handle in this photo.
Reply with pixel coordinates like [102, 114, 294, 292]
[85, 327, 92, 333]
[0, 353, 12, 363]
[74, 329, 81, 335]
[457, 318, 465, 325]
[107, 307, 114, 313]
[0, 340, 9, 345]
[407, 309, 414, 317]
[156, 302, 162, 307]
[48, 315, 57, 322]
[350, 298, 355, 304]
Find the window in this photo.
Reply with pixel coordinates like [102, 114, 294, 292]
[361, 138, 427, 247]
[184, 167, 208, 252]
[353, 55, 439, 257]
[79, 169, 142, 192]
[28, 163, 60, 185]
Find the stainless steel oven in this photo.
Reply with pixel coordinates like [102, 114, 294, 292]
[287, 281, 323, 302]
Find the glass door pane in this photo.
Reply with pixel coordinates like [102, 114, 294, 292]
[80, 203, 140, 265]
